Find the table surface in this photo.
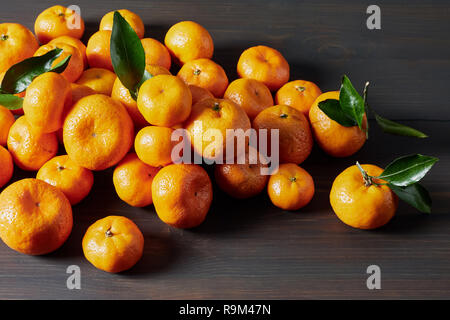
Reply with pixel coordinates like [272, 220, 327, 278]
[0, 0, 449, 300]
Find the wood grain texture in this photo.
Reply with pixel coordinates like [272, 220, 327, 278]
[0, 0, 449, 299]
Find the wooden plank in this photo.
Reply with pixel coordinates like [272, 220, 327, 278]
[0, 120, 448, 299]
[2, 0, 448, 120]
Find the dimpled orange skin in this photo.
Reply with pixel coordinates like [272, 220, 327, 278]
[34, 42, 84, 83]
[23, 72, 71, 134]
[0, 23, 39, 73]
[189, 85, 214, 105]
[152, 164, 213, 229]
[0, 106, 15, 146]
[275, 80, 322, 117]
[75, 68, 117, 95]
[224, 78, 274, 120]
[49, 36, 88, 69]
[177, 58, 229, 98]
[63, 94, 134, 171]
[215, 147, 269, 199]
[184, 98, 251, 161]
[7, 116, 58, 171]
[100, 9, 145, 39]
[237, 45, 290, 91]
[164, 21, 214, 65]
[135, 126, 178, 167]
[36, 155, 94, 205]
[111, 64, 171, 128]
[70, 83, 96, 104]
[267, 163, 315, 211]
[86, 30, 113, 71]
[145, 64, 172, 77]
[253, 105, 313, 165]
[309, 91, 366, 157]
[137, 74, 192, 127]
[34, 5, 85, 44]
[141, 38, 171, 70]
[330, 164, 398, 230]
[0, 146, 13, 188]
[0, 178, 72, 255]
[56, 84, 97, 144]
[82, 215, 144, 273]
[113, 153, 160, 207]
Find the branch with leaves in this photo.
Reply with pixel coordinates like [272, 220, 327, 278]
[357, 154, 438, 213]
[319, 75, 428, 138]
[0, 48, 71, 110]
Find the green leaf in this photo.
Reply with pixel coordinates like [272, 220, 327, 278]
[130, 70, 154, 99]
[339, 75, 365, 129]
[318, 99, 357, 127]
[378, 154, 438, 187]
[110, 11, 146, 101]
[374, 113, 428, 138]
[0, 94, 23, 110]
[50, 54, 72, 74]
[141, 69, 153, 83]
[0, 48, 68, 94]
[389, 183, 432, 213]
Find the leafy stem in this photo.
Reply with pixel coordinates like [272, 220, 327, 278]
[356, 161, 373, 187]
[110, 11, 152, 101]
[318, 75, 428, 139]
[356, 154, 438, 213]
[0, 48, 71, 109]
[1, 48, 70, 94]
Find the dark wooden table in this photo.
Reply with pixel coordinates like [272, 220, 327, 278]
[0, 0, 449, 299]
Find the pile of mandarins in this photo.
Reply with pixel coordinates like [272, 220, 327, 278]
[0, 6, 376, 273]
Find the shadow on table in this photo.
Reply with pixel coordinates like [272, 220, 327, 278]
[122, 233, 180, 276]
[374, 203, 434, 236]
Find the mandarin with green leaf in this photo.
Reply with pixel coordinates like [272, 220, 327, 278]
[309, 91, 366, 157]
[111, 65, 171, 128]
[34, 42, 84, 83]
